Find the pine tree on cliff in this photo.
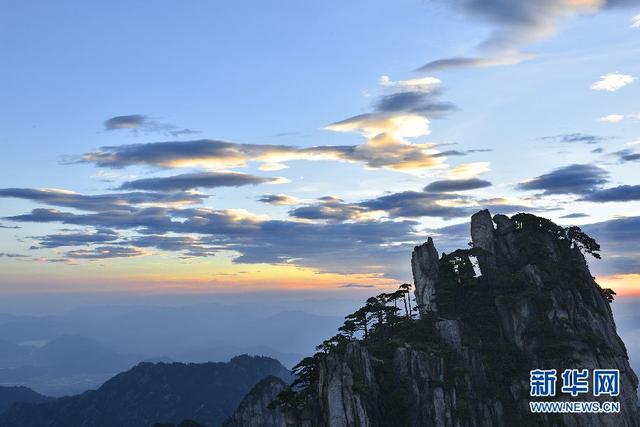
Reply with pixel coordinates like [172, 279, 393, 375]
[346, 306, 370, 340]
[399, 283, 412, 318]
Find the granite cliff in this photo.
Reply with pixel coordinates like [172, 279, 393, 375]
[243, 211, 639, 426]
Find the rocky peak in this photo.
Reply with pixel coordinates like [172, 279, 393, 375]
[411, 237, 440, 313]
[245, 211, 640, 426]
[223, 376, 289, 427]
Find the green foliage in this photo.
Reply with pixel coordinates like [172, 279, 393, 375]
[599, 287, 616, 303]
[566, 226, 601, 259]
[512, 213, 601, 260]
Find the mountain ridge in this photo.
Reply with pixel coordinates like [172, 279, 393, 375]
[0, 355, 291, 427]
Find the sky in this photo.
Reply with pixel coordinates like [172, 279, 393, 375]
[1, 0, 640, 297]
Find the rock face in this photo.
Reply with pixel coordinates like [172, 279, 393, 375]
[411, 237, 440, 312]
[264, 210, 639, 427]
[223, 376, 289, 427]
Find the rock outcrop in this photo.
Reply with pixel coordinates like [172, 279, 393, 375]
[258, 210, 639, 427]
[223, 376, 289, 427]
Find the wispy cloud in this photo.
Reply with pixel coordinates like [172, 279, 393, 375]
[581, 185, 640, 202]
[599, 112, 640, 123]
[118, 171, 278, 191]
[104, 114, 147, 130]
[0, 188, 206, 212]
[447, 162, 491, 179]
[0, 223, 20, 229]
[419, 0, 636, 71]
[289, 196, 374, 222]
[591, 73, 635, 91]
[632, 14, 640, 27]
[612, 149, 640, 162]
[104, 114, 201, 137]
[31, 229, 119, 249]
[0, 252, 29, 258]
[258, 194, 300, 206]
[560, 212, 590, 218]
[419, 52, 535, 72]
[540, 133, 610, 145]
[80, 138, 445, 174]
[64, 245, 147, 260]
[517, 164, 610, 195]
[423, 178, 492, 192]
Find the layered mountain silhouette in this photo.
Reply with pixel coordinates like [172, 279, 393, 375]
[0, 385, 50, 414]
[0, 355, 291, 427]
[0, 308, 341, 396]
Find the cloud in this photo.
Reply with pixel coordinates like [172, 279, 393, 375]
[420, 0, 636, 71]
[0, 184, 543, 276]
[64, 245, 146, 260]
[258, 194, 300, 206]
[259, 163, 288, 171]
[581, 185, 640, 202]
[0, 252, 29, 258]
[323, 75, 460, 173]
[285, 188, 534, 221]
[447, 162, 491, 179]
[32, 229, 119, 248]
[612, 149, 640, 162]
[128, 235, 221, 257]
[632, 14, 640, 27]
[81, 138, 445, 173]
[339, 283, 375, 288]
[372, 77, 456, 117]
[118, 171, 277, 191]
[418, 52, 536, 71]
[582, 216, 640, 276]
[559, 212, 590, 218]
[0, 186, 414, 275]
[540, 133, 610, 145]
[104, 115, 147, 130]
[423, 178, 492, 192]
[0, 223, 20, 229]
[466, 148, 494, 153]
[289, 197, 373, 222]
[517, 164, 609, 195]
[104, 114, 200, 136]
[83, 77, 459, 175]
[591, 73, 635, 91]
[599, 112, 640, 123]
[0, 188, 206, 212]
[169, 128, 201, 137]
[357, 191, 469, 219]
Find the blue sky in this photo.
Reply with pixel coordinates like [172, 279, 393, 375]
[1, 0, 640, 295]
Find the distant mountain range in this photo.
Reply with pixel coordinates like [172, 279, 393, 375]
[0, 305, 342, 395]
[0, 334, 139, 396]
[0, 355, 291, 427]
[0, 385, 50, 414]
